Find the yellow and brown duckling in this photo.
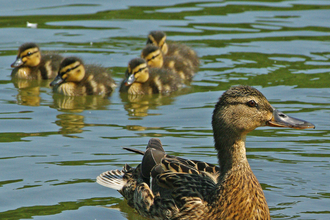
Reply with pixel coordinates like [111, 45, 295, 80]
[141, 44, 195, 81]
[50, 57, 116, 96]
[119, 58, 183, 95]
[11, 42, 63, 80]
[147, 30, 199, 72]
[97, 85, 315, 219]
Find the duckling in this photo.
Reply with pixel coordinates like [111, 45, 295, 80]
[119, 58, 182, 95]
[11, 42, 63, 80]
[147, 30, 199, 72]
[97, 85, 315, 219]
[141, 45, 195, 81]
[50, 57, 116, 96]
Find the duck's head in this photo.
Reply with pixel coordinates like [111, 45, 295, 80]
[50, 57, 85, 87]
[123, 58, 150, 86]
[141, 45, 164, 68]
[212, 85, 315, 138]
[146, 31, 168, 55]
[11, 43, 41, 68]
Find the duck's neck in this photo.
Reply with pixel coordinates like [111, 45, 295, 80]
[214, 131, 249, 174]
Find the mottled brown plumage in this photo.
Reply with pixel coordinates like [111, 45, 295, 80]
[119, 58, 183, 95]
[97, 85, 315, 219]
[11, 42, 63, 80]
[50, 57, 116, 96]
[147, 30, 199, 72]
[141, 44, 195, 81]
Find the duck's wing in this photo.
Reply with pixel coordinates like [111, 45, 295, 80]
[169, 155, 220, 175]
[152, 157, 218, 201]
[151, 159, 217, 219]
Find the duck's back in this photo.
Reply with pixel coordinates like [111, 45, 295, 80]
[80, 64, 116, 96]
[39, 53, 63, 79]
[147, 67, 182, 94]
[167, 43, 199, 72]
[163, 55, 195, 81]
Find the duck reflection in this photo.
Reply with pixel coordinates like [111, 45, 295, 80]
[51, 93, 111, 111]
[55, 113, 85, 135]
[120, 87, 192, 118]
[11, 78, 49, 106]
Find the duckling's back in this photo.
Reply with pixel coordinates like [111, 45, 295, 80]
[147, 67, 183, 94]
[80, 64, 116, 96]
[167, 43, 199, 72]
[39, 52, 63, 79]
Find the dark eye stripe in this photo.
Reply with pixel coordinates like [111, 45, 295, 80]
[60, 64, 80, 75]
[134, 66, 147, 74]
[147, 53, 160, 62]
[21, 51, 38, 58]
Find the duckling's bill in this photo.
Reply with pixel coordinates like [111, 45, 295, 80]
[50, 75, 64, 87]
[267, 108, 315, 129]
[11, 57, 24, 68]
[124, 74, 135, 86]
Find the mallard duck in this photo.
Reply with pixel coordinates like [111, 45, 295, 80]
[11, 42, 63, 80]
[146, 30, 199, 72]
[50, 57, 116, 96]
[119, 58, 183, 95]
[97, 85, 315, 219]
[141, 45, 195, 81]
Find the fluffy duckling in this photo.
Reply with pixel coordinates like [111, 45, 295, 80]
[50, 57, 116, 96]
[11, 42, 63, 80]
[147, 30, 199, 72]
[97, 85, 315, 219]
[141, 45, 195, 81]
[119, 58, 182, 95]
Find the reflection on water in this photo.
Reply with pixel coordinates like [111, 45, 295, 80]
[55, 113, 85, 135]
[51, 93, 111, 111]
[0, 1, 330, 220]
[120, 87, 192, 118]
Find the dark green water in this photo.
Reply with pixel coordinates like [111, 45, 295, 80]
[0, 1, 329, 219]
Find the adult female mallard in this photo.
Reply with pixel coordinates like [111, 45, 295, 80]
[141, 44, 195, 81]
[97, 85, 315, 219]
[11, 42, 63, 80]
[50, 57, 116, 96]
[146, 30, 199, 72]
[119, 58, 183, 95]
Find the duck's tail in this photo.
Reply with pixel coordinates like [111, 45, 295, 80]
[97, 166, 129, 191]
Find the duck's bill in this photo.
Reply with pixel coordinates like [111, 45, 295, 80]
[11, 57, 23, 67]
[50, 75, 64, 87]
[267, 109, 315, 129]
[124, 74, 135, 86]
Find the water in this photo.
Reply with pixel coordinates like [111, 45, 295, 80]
[0, 1, 329, 219]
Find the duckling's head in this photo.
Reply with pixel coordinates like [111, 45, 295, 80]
[212, 85, 315, 138]
[141, 45, 164, 68]
[123, 58, 150, 86]
[11, 43, 41, 68]
[50, 57, 85, 87]
[146, 31, 168, 55]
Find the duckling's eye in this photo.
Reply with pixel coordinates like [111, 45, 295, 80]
[27, 52, 32, 56]
[247, 100, 258, 107]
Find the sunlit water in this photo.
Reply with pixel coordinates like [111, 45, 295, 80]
[0, 1, 329, 219]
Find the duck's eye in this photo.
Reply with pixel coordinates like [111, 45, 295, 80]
[27, 52, 32, 56]
[247, 100, 258, 107]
